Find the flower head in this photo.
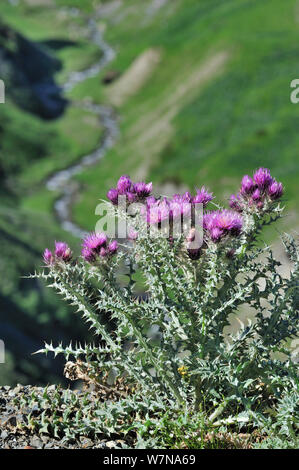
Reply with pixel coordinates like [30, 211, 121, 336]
[268, 180, 283, 200]
[146, 198, 170, 225]
[108, 240, 118, 254]
[192, 187, 214, 206]
[43, 248, 54, 265]
[81, 232, 118, 262]
[107, 188, 119, 205]
[241, 175, 254, 195]
[117, 175, 132, 194]
[82, 233, 107, 253]
[252, 188, 261, 202]
[126, 191, 138, 203]
[204, 209, 243, 242]
[55, 241, 72, 262]
[169, 194, 191, 219]
[133, 182, 153, 198]
[253, 167, 273, 189]
[82, 246, 96, 263]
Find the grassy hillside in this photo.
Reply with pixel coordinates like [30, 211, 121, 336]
[0, 0, 298, 385]
[69, 0, 299, 236]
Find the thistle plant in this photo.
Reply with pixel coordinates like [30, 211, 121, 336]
[31, 168, 298, 438]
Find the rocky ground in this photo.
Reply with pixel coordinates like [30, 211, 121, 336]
[0, 385, 128, 449]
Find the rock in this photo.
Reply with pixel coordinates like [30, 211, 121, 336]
[30, 437, 43, 448]
[1, 430, 8, 439]
[44, 442, 54, 449]
[0, 397, 7, 407]
[106, 440, 118, 449]
[80, 437, 94, 448]
[2, 416, 17, 427]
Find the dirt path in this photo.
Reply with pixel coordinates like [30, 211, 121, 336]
[108, 48, 161, 107]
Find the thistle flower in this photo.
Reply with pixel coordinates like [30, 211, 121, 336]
[99, 247, 108, 257]
[252, 188, 261, 201]
[126, 191, 138, 203]
[82, 246, 96, 263]
[133, 182, 153, 198]
[169, 194, 192, 219]
[146, 196, 158, 207]
[81, 232, 118, 262]
[253, 167, 273, 189]
[82, 232, 107, 253]
[192, 187, 214, 206]
[216, 210, 243, 235]
[108, 240, 118, 254]
[204, 209, 243, 242]
[55, 241, 72, 262]
[107, 188, 119, 205]
[268, 180, 283, 200]
[146, 198, 170, 224]
[117, 175, 132, 194]
[241, 175, 254, 195]
[43, 248, 54, 265]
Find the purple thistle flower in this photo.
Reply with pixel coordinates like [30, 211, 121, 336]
[253, 167, 273, 189]
[241, 175, 255, 195]
[192, 187, 214, 206]
[82, 246, 96, 263]
[126, 191, 138, 203]
[268, 180, 283, 200]
[146, 198, 170, 224]
[204, 209, 243, 241]
[82, 233, 107, 253]
[43, 248, 53, 265]
[55, 241, 72, 262]
[252, 188, 261, 201]
[117, 175, 132, 194]
[181, 191, 192, 203]
[108, 240, 118, 254]
[146, 196, 157, 207]
[169, 194, 191, 219]
[216, 210, 243, 235]
[133, 182, 153, 198]
[107, 188, 119, 205]
[99, 247, 108, 257]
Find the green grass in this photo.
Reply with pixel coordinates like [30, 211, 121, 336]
[64, 0, 299, 238]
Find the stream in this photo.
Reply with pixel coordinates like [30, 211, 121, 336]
[46, 9, 119, 238]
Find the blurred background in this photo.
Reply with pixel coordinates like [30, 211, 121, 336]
[0, 0, 298, 386]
